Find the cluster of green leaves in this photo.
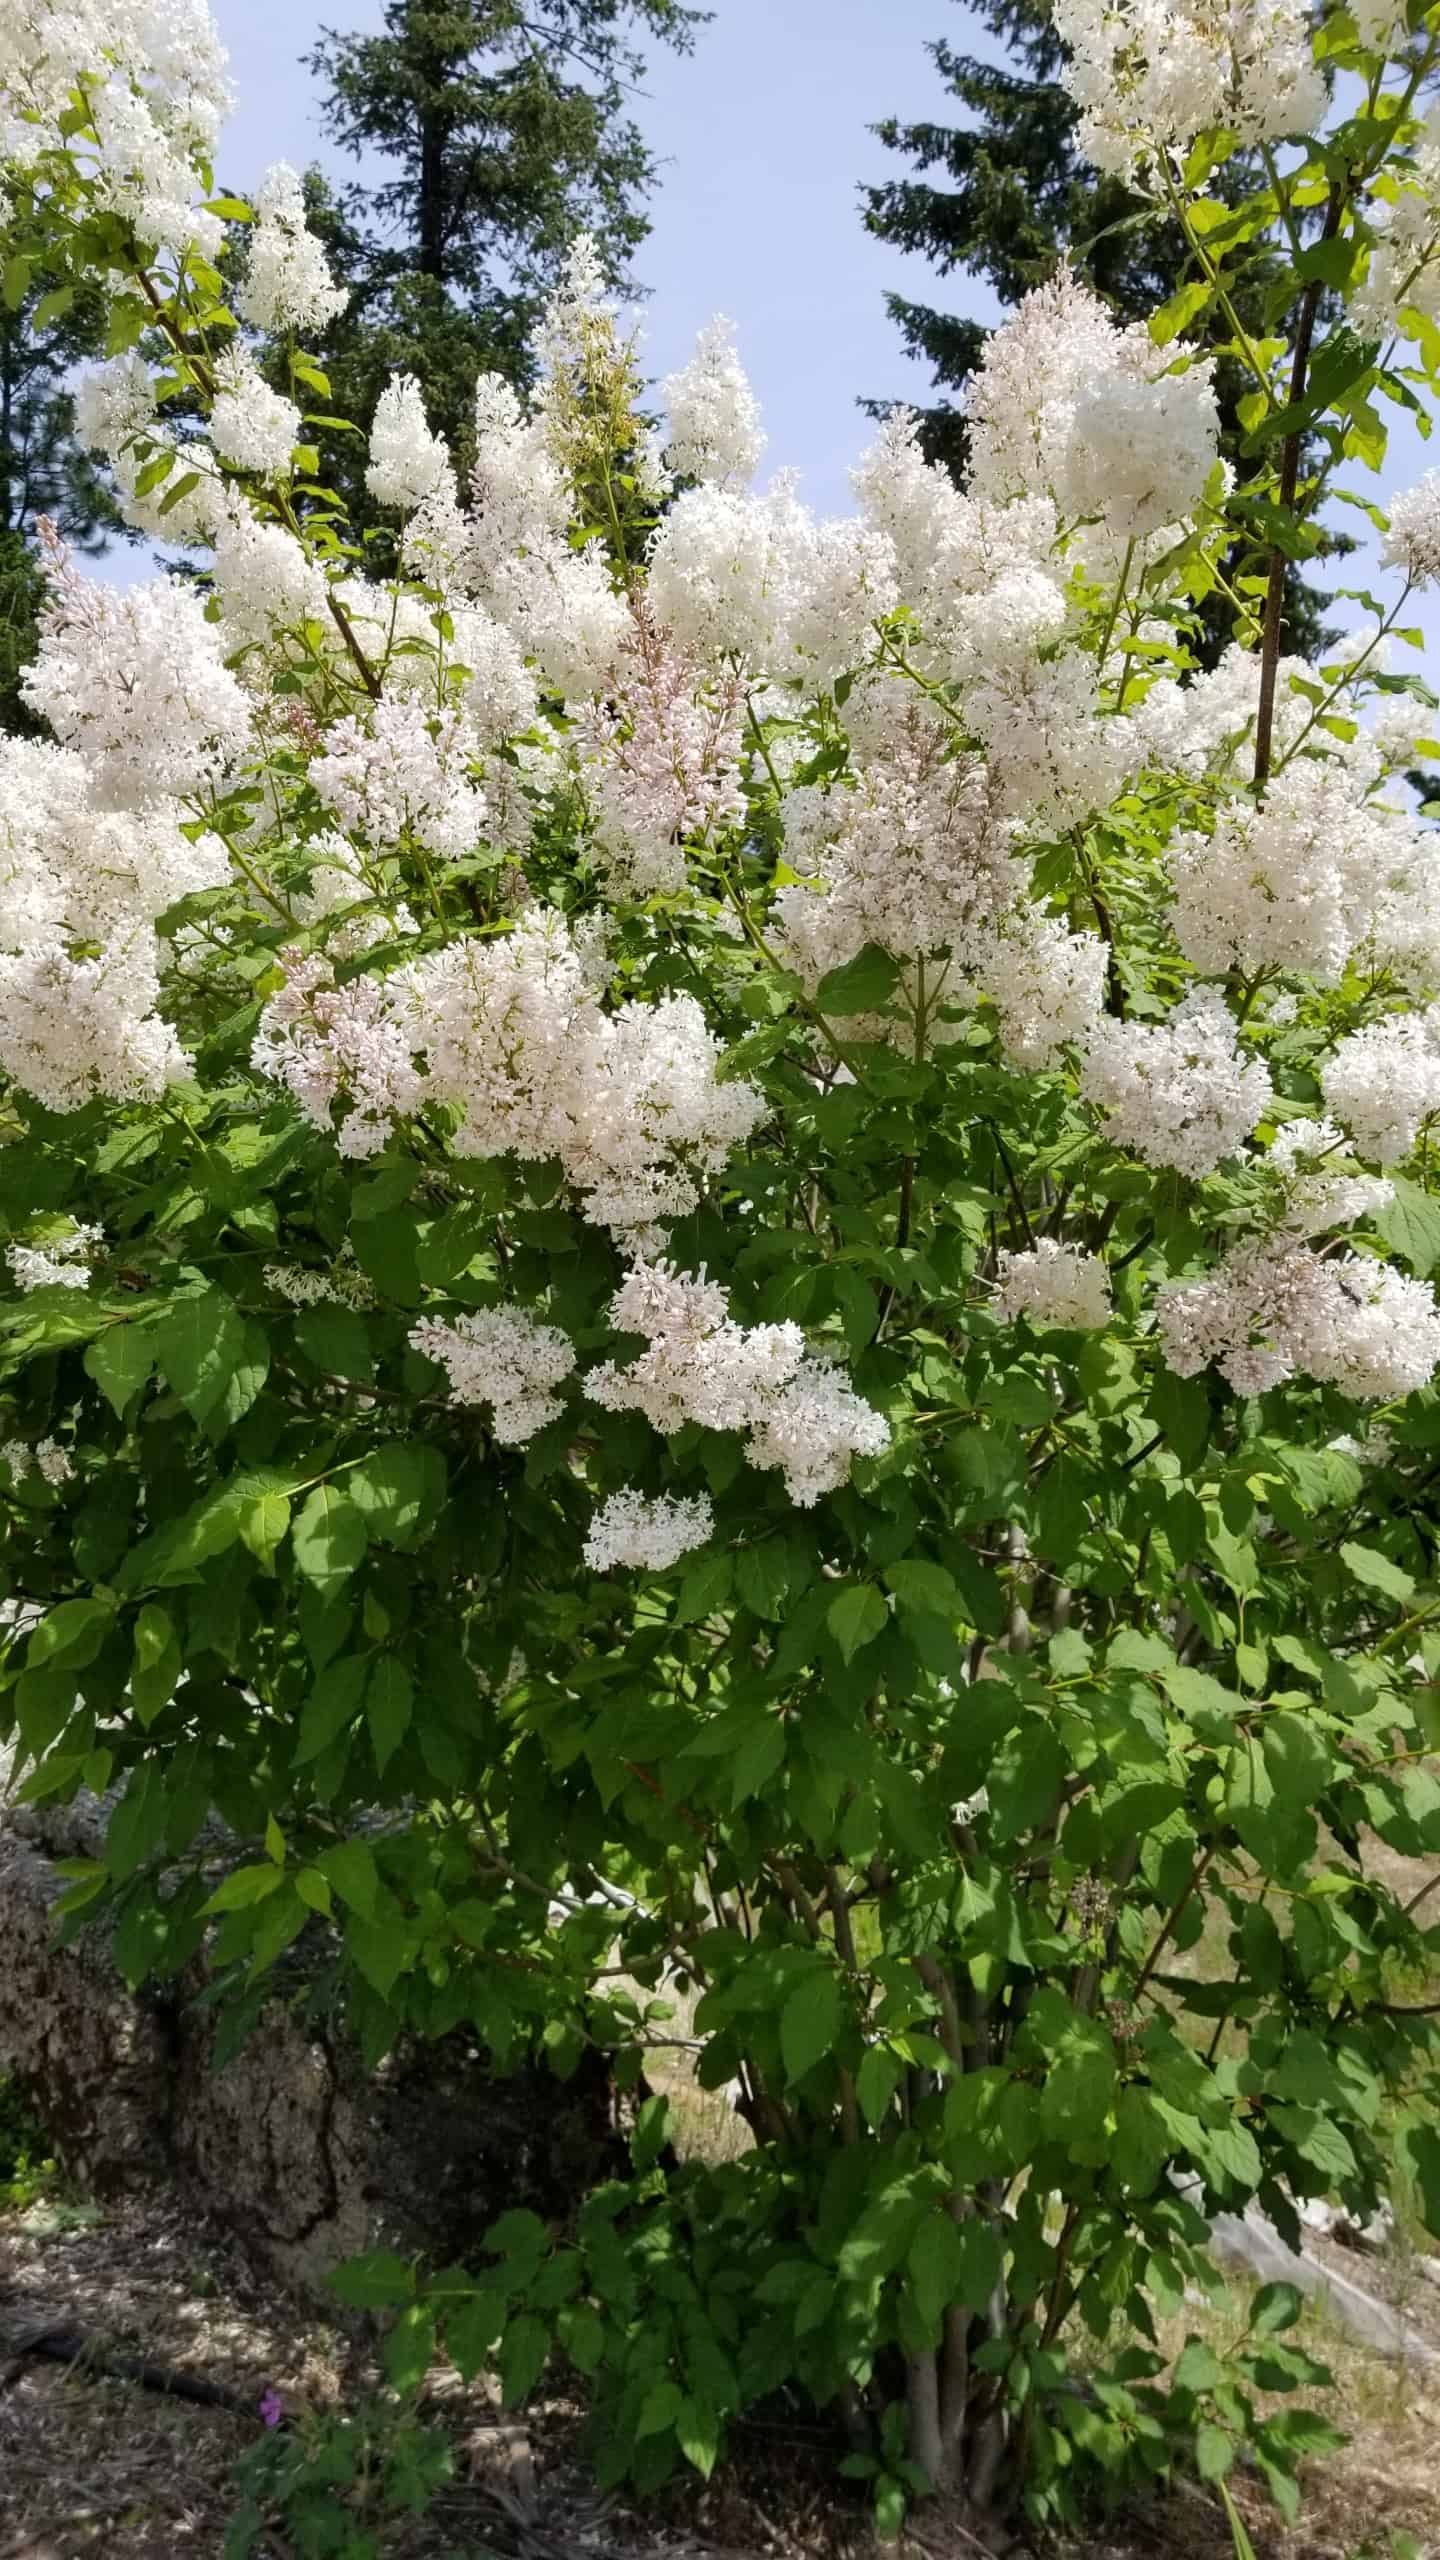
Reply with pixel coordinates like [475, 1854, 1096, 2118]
[5, 849, 1440, 2528]
[0, 2067, 58, 2212]
[225, 2395, 452, 2559]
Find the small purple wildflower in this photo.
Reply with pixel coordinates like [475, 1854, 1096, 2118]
[258, 2386, 285, 2429]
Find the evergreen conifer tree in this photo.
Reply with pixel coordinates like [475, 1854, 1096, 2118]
[862, 0, 1340, 656]
[0, 278, 129, 731]
[297, 0, 704, 530]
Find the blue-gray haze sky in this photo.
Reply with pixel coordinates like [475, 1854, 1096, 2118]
[131, 0, 1440, 663]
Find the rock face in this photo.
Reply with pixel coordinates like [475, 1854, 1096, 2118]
[0, 1831, 175, 2190]
[0, 1802, 625, 2299]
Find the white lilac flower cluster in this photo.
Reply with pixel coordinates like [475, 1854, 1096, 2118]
[964, 270, 1220, 550]
[397, 350, 631, 702]
[1267, 1117, 1395, 1236]
[237, 163, 348, 336]
[366, 373, 453, 515]
[263, 1245, 375, 1309]
[1157, 1239, 1440, 1400]
[1167, 754, 1440, 988]
[250, 950, 427, 1163]
[289, 834, 417, 957]
[0, 1435, 74, 1485]
[208, 350, 301, 481]
[1323, 1014, 1440, 1165]
[0, 0, 231, 258]
[1352, 110, 1440, 338]
[661, 318, 766, 492]
[409, 1306, 577, 1444]
[311, 701, 487, 866]
[583, 1487, 716, 1573]
[1080, 991, 1274, 1178]
[22, 552, 250, 809]
[772, 732, 1020, 988]
[647, 472, 898, 691]
[1051, 0, 1324, 182]
[995, 1241, 1112, 1330]
[1381, 471, 1440, 589]
[0, 733, 228, 1109]
[73, 350, 225, 547]
[588, 1259, 890, 1507]
[6, 1224, 103, 1292]
[8, 0, 1440, 1466]
[252, 908, 765, 1235]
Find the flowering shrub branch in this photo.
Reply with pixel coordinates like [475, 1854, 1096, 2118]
[5, 0, 1440, 2537]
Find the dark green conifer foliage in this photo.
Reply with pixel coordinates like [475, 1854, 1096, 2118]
[0, 278, 130, 733]
[297, 0, 705, 534]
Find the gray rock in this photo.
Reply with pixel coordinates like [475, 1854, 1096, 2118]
[0, 1831, 175, 2187]
[1209, 2201, 1438, 2366]
[0, 1809, 626, 2301]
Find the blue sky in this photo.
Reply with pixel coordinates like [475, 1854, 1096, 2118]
[129, 0, 1440, 664]
[211, 0, 985, 515]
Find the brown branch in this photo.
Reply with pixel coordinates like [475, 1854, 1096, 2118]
[1253, 186, 1343, 787]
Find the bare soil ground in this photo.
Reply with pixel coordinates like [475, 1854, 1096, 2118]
[3, 2179, 1439, 2560]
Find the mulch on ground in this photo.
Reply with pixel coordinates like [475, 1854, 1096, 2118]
[3, 2181, 1437, 2560]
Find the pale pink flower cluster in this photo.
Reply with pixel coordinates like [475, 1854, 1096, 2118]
[1080, 990, 1273, 1177]
[1157, 1238, 1440, 1400]
[588, 1258, 890, 1507]
[583, 1487, 715, 1573]
[577, 613, 747, 899]
[995, 1240, 1111, 1330]
[6, 1224, 104, 1292]
[410, 1305, 577, 1444]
